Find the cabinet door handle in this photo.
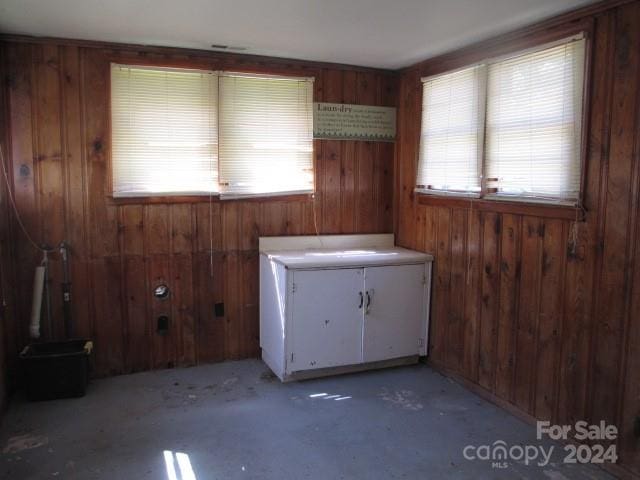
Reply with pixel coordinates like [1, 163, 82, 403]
[365, 291, 371, 313]
[358, 291, 363, 309]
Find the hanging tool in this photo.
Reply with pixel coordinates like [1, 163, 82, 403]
[59, 242, 72, 338]
[29, 261, 45, 339]
[30, 247, 53, 339]
[42, 246, 53, 339]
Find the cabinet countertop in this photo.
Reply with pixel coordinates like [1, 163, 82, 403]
[261, 247, 434, 269]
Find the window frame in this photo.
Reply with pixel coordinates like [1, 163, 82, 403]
[107, 57, 317, 203]
[415, 25, 593, 211]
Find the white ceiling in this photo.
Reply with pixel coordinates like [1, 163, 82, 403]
[0, 0, 597, 69]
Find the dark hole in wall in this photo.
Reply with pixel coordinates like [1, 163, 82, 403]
[157, 315, 170, 335]
[214, 302, 225, 317]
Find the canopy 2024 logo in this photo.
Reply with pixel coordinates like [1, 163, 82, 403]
[463, 421, 618, 469]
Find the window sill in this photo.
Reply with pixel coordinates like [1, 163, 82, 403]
[414, 189, 481, 199]
[416, 192, 581, 220]
[110, 192, 315, 205]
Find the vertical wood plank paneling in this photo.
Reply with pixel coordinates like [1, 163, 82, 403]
[122, 205, 144, 255]
[195, 201, 222, 253]
[462, 207, 481, 381]
[557, 11, 614, 427]
[263, 201, 288, 236]
[618, 6, 640, 469]
[423, 205, 437, 254]
[34, 45, 65, 339]
[377, 74, 396, 232]
[170, 204, 195, 366]
[146, 204, 170, 254]
[495, 214, 520, 401]
[356, 72, 377, 233]
[341, 70, 358, 233]
[241, 251, 259, 357]
[308, 73, 324, 235]
[321, 69, 342, 233]
[559, 218, 596, 425]
[36, 44, 65, 250]
[173, 253, 195, 366]
[0, 43, 16, 393]
[447, 208, 466, 371]
[171, 204, 193, 255]
[224, 252, 241, 359]
[222, 202, 240, 251]
[5, 43, 36, 233]
[195, 252, 225, 364]
[478, 212, 500, 390]
[240, 203, 260, 251]
[514, 217, 542, 414]
[91, 256, 124, 376]
[285, 202, 303, 235]
[60, 45, 87, 258]
[393, 75, 406, 243]
[83, 48, 118, 259]
[123, 256, 149, 372]
[590, 1, 640, 428]
[6, 43, 37, 350]
[621, 211, 640, 474]
[60, 45, 91, 340]
[430, 207, 451, 364]
[34, 44, 66, 339]
[415, 204, 426, 253]
[395, 70, 420, 249]
[378, 140, 394, 232]
[535, 219, 565, 420]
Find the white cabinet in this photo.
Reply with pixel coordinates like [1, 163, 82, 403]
[362, 264, 427, 363]
[290, 268, 364, 371]
[259, 234, 433, 382]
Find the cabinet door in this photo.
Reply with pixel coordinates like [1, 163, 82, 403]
[289, 268, 364, 371]
[363, 264, 426, 362]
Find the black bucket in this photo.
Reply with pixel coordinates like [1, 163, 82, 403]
[20, 340, 93, 401]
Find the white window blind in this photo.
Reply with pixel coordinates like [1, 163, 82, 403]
[417, 65, 485, 195]
[111, 64, 219, 197]
[218, 73, 314, 197]
[485, 37, 585, 202]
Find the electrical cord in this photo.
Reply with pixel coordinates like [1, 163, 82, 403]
[311, 192, 325, 248]
[0, 145, 57, 253]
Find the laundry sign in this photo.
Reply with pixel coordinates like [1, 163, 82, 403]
[313, 103, 396, 141]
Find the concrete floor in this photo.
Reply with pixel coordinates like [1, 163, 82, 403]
[0, 360, 613, 480]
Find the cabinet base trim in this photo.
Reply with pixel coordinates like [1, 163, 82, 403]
[262, 354, 421, 382]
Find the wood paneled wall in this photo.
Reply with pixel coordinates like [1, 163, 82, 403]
[0, 40, 396, 378]
[0, 43, 12, 410]
[395, 1, 640, 476]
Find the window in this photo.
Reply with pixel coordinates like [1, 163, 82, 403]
[111, 65, 218, 196]
[417, 65, 485, 195]
[111, 65, 314, 198]
[218, 73, 314, 197]
[416, 35, 586, 204]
